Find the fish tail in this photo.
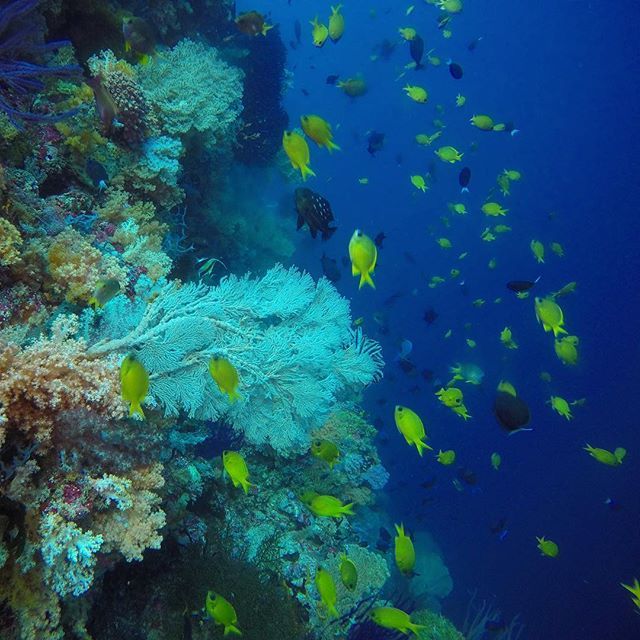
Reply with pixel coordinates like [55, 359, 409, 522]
[328, 603, 339, 618]
[229, 390, 242, 403]
[224, 623, 243, 636]
[327, 140, 341, 153]
[552, 325, 568, 337]
[87, 296, 100, 309]
[124, 40, 132, 52]
[415, 440, 432, 456]
[321, 226, 337, 241]
[341, 502, 355, 516]
[461, 187, 469, 193]
[331, 4, 343, 14]
[240, 479, 253, 495]
[129, 401, 145, 419]
[262, 23, 274, 36]
[359, 271, 375, 289]
[300, 164, 316, 181]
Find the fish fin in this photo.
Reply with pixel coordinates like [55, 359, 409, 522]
[124, 40, 132, 52]
[262, 23, 274, 36]
[224, 624, 243, 636]
[415, 440, 433, 456]
[327, 140, 341, 153]
[322, 226, 337, 241]
[310, 226, 318, 239]
[553, 325, 568, 337]
[341, 502, 355, 516]
[129, 401, 145, 419]
[296, 215, 306, 231]
[240, 479, 253, 494]
[138, 54, 150, 65]
[300, 164, 316, 181]
[359, 271, 375, 289]
[461, 187, 469, 193]
[87, 296, 101, 310]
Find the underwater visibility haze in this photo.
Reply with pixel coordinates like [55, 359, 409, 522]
[0, 0, 639, 638]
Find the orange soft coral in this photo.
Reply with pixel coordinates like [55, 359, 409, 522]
[0, 314, 124, 450]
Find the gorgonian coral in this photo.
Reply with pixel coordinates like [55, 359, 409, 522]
[0, 0, 80, 124]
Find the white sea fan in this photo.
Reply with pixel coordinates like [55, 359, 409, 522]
[89, 265, 384, 455]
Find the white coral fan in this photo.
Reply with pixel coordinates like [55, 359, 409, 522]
[138, 39, 244, 146]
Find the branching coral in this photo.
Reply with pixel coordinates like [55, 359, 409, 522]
[0, 215, 22, 265]
[0, 0, 81, 124]
[138, 38, 243, 147]
[88, 264, 384, 454]
[0, 313, 123, 450]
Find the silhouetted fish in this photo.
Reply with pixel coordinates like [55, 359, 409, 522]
[507, 277, 540, 293]
[459, 166, 471, 192]
[294, 188, 337, 240]
[423, 308, 438, 324]
[409, 34, 424, 68]
[326, 74, 339, 85]
[449, 62, 463, 79]
[367, 130, 385, 155]
[494, 392, 531, 433]
[320, 253, 341, 282]
[374, 231, 386, 248]
[85, 158, 108, 189]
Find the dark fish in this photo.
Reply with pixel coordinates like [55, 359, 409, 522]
[507, 277, 540, 293]
[320, 253, 341, 282]
[301, 88, 310, 96]
[395, 153, 403, 166]
[490, 518, 509, 540]
[457, 467, 477, 486]
[341, 255, 350, 268]
[420, 476, 437, 490]
[409, 34, 424, 68]
[376, 526, 391, 552]
[485, 619, 507, 633]
[294, 19, 302, 44]
[374, 232, 386, 248]
[467, 36, 483, 52]
[236, 11, 271, 37]
[423, 308, 438, 324]
[605, 498, 622, 512]
[494, 392, 531, 433]
[421, 368, 434, 381]
[398, 358, 416, 375]
[373, 417, 384, 429]
[438, 15, 451, 30]
[458, 166, 471, 192]
[367, 130, 385, 155]
[122, 17, 155, 59]
[88, 278, 121, 309]
[403, 251, 416, 265]
[326, 74, 339, 85]
[85, 158, 108, 189]
[383, 291, 404, 306]
[449, 62, 463, 79]
[87, 75, 118, 132]
[372, 38, 396, 61]
[294, 188, 337, 240]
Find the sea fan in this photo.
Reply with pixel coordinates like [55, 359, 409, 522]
[0, 0, 80, 124]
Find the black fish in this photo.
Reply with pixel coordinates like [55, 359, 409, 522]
[367, 130, 385, 155]
[383, 291, 404, 306]
[320, 253, 341, 282]
[490, 517, 508, 536]
[409, 34, 424, 69]
[421, 368, 434, 381]
[85, 158, 108, 189]
[294, 188, 337, 240]
[507, 277, 540, 293]
[449, 62, 463, 79]
[403, 251, 416, 264]
[301, 88, 310, 96]
[494, 392, 531, 433]
[457, 467, 477, 486]
[398, 358, 416, 374]
[458, 166, 471, 192]
[374, 231, 386, 248]
[372, 38, 396, 61]
[420, 476, 437, 490]
[485, 619, 507, 633]
[423, 308, 438, 324]
[467, 36, 483, 52]
[326, 74, 339, 85]
[376, 526, 391, 552]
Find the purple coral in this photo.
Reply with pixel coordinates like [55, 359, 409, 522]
[0, 0, 81, 124]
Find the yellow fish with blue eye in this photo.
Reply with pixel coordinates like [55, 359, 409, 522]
[209, 357, 241, 402]
[282, 131, 315, 181]
[223, 450, 253, 494]
[205, 591, 242, 636]
[311, 439, 340, 469]
[394, 523, 416, 576]
[394, 405, 432, 456]
[120, 354, 149, 418]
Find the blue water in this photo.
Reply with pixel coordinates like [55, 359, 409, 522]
[266, 0, 640, 636]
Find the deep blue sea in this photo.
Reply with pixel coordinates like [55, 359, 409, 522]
[265, 0, 640, 636]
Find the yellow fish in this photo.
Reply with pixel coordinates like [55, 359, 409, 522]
[437, 449, 456, 465]
[403, 84, 428, 103]
[310, 16, 329, 46]
[491, 452, 501, 470]
[209, 357, 241, 402]
[88, 278, 121, 309]
[282, 130, 315, 181]
[470, 114, 494, 130]
[223, 450, 253, 494]
[552, 281, 577, 298]
[311, 439, 340, 469]
[304, 494, 354, 518]
[205, 591, 242, 636]
[530, 239, 545, 263]
[621, 578, 640, 613]
[339, 554, 358, 591]
[349, 229, 377, 289]
[548, 396, 573, 420]
[482, 202, 508, 216]
[394, 523, 416, 575]
[550, 241, 564, 257]
[410, 174, 428, 192]
[437, 237, 452, 249]
[394, 405, 432, 456]
[455, 93, 466, 107]
[500, 326, 518, 349]
[555, 335, 578, 365]
[370, 607, 425, 636]
[536, 536, 559, 558]
[328, 5, 345, 41]
[300, 114, 340, 152]
[398, 27, 417, 41]
[584, 444, 626, 466]
[434, 146, 463, 163]
[534, 297, 567, 336]
[120, 354, 149, 418]
[315, 567, 338, 617]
